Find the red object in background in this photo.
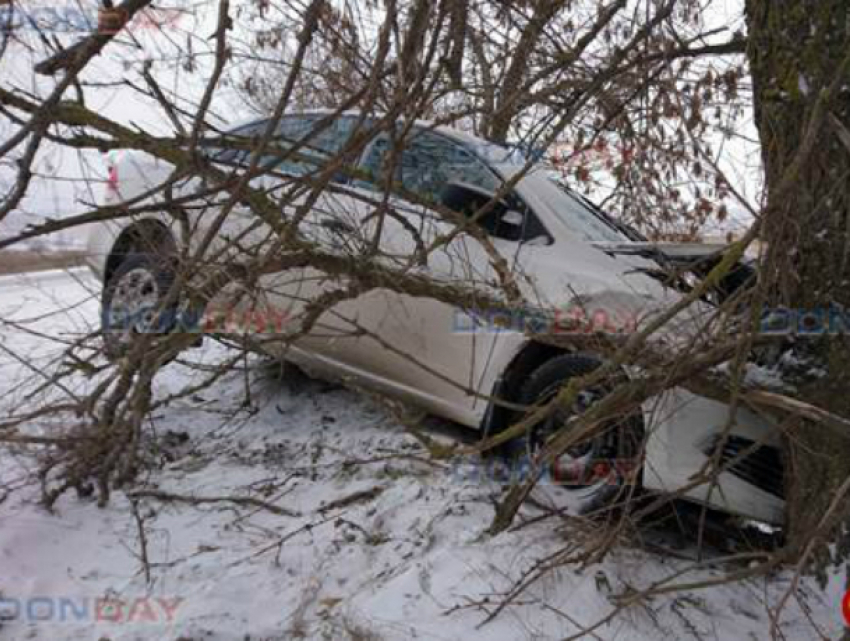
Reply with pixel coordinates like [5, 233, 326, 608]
[843, 589, 850, 626]
[106, 165, 119, 192]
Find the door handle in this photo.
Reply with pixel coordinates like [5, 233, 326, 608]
[320, 218, 354, 235]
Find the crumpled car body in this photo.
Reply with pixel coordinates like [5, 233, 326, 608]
[86, 111, 785, 524]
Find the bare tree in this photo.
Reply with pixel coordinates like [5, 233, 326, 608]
[0, 0, 849, 637]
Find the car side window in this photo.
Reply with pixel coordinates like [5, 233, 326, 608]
[357, 129, 550, 244]
[210, 121, 266, 165]
[212, 116, 357, 178]
[357, 130, 498, 202]
[274, 115, 358, 180]
[401, 132, 500, 203]
[310, 116, 357, 156]
[268, 116, 317, 176]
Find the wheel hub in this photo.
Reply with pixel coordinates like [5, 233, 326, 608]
[535, 387, 616, 487]
[107, 267, 161, 346]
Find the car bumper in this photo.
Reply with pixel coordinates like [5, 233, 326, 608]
[642, 388, 785, 525]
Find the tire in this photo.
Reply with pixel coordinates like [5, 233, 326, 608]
[101, 253, 179, 359]
[504, 354, 644, 514]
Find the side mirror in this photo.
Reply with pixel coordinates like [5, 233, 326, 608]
[500, 210, 524, 227]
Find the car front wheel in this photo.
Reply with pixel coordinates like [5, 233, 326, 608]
[505, 354, 644, 515]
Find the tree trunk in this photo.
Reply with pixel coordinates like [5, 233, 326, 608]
[745, 1, 850, 562]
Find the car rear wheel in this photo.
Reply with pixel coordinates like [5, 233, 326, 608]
[505, 354, 644, 515]
[101, 253, 178, 359]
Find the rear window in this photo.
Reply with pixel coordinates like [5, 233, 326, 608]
[206, 115, 356, 174]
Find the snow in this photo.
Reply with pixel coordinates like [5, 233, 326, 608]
[0, 270, 846, 640]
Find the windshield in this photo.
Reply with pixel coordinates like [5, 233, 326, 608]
[534, 171, 630, 243]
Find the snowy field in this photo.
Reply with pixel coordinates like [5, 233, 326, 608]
[0, 270, 845, 640]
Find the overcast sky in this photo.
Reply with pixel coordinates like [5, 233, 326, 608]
[0, 0, 762, 246]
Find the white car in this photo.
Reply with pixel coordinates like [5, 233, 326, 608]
[86, 111, 783, 524]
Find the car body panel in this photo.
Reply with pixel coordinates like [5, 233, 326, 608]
[87, 111, 785, 525]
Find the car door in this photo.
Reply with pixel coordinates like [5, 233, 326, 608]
[254, 114, 387, 360]
[322, 129, 534, 422]
[161, 119, 289, 332]
[169, 113, 374, 343]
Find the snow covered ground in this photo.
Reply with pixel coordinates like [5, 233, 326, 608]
[0, 270, 846, 640]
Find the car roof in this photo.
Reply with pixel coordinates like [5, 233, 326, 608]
[224, 109, 494, 150]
